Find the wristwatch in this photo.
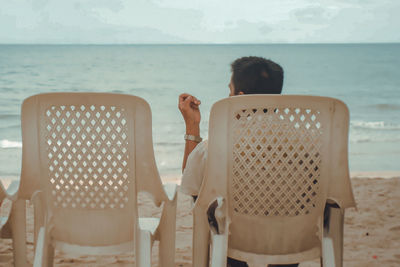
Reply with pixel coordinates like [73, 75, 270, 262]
[184, 134, 203, 143]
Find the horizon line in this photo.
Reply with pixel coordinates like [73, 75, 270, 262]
[0, 42, 399, 46]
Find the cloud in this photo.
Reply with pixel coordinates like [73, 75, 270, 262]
[0, 0, 399, 43]
[294, 6, 331, 24]
[0, 0, 193, 43]
[259, 25, 273, 35]
[295, 2, 400, 43]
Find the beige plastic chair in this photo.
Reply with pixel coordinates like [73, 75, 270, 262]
[0, 179, 26, 266]
[0, 90, 56, 267]
[18, 93, 177, 267]
[192, 95, 356, 267]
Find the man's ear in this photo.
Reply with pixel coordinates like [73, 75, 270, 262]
[238, 91, 244, 95]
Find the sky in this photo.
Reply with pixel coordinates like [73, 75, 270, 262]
[1, 0, 400, 44]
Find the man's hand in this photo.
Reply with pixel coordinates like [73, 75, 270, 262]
[179, 93, 201, 172]
[178, 93, 201, 134]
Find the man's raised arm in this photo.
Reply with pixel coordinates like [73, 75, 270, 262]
[178, 93, 202, 172]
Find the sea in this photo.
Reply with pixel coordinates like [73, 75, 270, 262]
[0, 44, 400, 179]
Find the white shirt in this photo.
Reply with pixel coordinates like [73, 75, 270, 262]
[180, 140, 208, 196]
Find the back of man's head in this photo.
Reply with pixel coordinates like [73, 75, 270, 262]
[231, 56, 284, 95]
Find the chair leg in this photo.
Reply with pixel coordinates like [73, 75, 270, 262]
[11, 199, 28, 267]
[210, 234, 228, 267]
[136, 229, 152, 267]
[209, 197, 229, 267]
[47, 243, 55, 267]
[158, 199, 177, 267]
[158, 229, 175, 267]
[32, 191, 45, 250]
[193, 208, 211, 267]
[33, 227, 50, 267]
[322, 206, 344, 267]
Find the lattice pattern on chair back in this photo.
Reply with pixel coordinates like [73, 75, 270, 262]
[43, 104, 131, 209]
[231, 107, 322, 217]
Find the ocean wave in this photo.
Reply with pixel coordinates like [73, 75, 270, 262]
[351, 120, 400, 130]
[154, 142, 182, 147]
[0, 140, 22, 148]
[0, 124, 20, 130]
[350, 136, 370, 143]
[350, 134, 400, 143]
[0, 114, 19, 120]
[2, 71, 18, 75]
[372, 104, 400, 111]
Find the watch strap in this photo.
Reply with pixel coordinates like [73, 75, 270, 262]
[184, 134, 203, 143]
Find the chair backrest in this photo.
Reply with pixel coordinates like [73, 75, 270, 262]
[198, 95, 354, 255]
[20, 93, 167, 246]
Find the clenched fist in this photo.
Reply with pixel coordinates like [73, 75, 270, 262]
[178, 93, 201, 125]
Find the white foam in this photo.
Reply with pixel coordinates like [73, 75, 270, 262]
[350, 135, 372, 143]
[351, 120, 400, 130]
[0, 139, 22, 148]
[350, 134, 400, 144]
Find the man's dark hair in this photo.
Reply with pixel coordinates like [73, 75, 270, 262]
[231, 56, 284, 95]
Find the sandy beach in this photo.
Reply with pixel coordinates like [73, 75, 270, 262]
[0, 175, 399, 267]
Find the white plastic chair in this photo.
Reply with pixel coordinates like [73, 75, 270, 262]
[19, 93, 177, 267]
[192, 95, 356, 267]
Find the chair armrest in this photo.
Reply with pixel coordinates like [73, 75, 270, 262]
[326, 199, 341, 208]
[6, 180, 19, 199]
[159, 183, 178, 225]
[210, 233, 229, 267]
[33, 226, 49, 267]
[207, 197, 228, 235]
[209, 198, 229, 267]
[322, 204, 344, 267]
[142, 183, 178, 208]
[0, 180, 21, 234]
[157, 183, 178, 266]
[0, 179, 20, 201]
[0, 198, 13, 234]
[163, 183, 178, 202]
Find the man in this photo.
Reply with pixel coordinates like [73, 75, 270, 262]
[179, 56, 284, 197]
[178, 56, 297, 267]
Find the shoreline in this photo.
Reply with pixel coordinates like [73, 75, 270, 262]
[350, 171, 400, 178]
